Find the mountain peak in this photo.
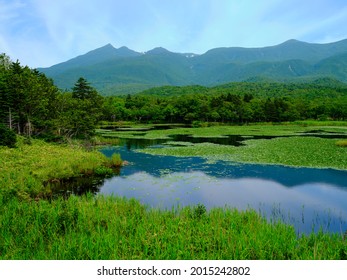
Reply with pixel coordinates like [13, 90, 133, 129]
[115, 46, 140, 57]
[39, 38, 347, 94]
[146, 47, 171, 55]
[102, 43, 115, 48]
[85, 43, 117, 56]
[283, 39, 302, 44]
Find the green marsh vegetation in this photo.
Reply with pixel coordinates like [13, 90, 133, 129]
[100, 123, 347, 170]
[0, 137, 121, 201]
[1, 125, 346, 260]
[1, 195, 346, 260]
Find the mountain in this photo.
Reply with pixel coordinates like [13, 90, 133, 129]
[38, 39, 347, 95]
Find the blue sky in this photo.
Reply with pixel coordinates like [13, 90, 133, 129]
[1, 0, 347, 67]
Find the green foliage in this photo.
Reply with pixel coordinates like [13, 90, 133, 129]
[0, 61, 60, 137]
[100, 81, 347, 124]
[109, 153, 122, 167]
[54, 92, 101, 139]
[72, 77, 98, 100]
[1, 55, 105, 140]
[0, 138, 115, 199]
[193, 203, 207, 219]
[94, 166, 114, 177]
[0, 123, 16, 147]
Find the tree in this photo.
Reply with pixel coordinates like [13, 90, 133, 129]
[0, 53, 11, 70]
[72, 77, 97, 100]
[0, 123, 16, 147]
[54, 77, 104, 139]
[54, 93, 98, 139]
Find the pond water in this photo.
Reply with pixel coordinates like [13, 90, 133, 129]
[50, 132, 347, 234]
[101, 145, 347, 234]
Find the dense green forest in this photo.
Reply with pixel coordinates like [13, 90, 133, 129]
[0, 54, 103, 143]
[103, 80, 347, 124]
[1, 53, 347, 147]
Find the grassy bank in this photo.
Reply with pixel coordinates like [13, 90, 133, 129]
[119, 124, 347, 170]
[0, 195, 346, 260]
[0, 138, 121, 200]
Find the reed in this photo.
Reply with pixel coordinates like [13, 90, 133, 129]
[0, 195, 346, 260]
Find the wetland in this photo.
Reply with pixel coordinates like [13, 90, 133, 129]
[2, 123, 347, 259]
[52, 124, 347, 234]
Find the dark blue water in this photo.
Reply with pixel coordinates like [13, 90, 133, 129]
[100, 145, 347, 234]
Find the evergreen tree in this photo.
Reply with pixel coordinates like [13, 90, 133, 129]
[72, 77, 97, 100]
[0, 123, 16, 147]
[57, 77, 105, 139]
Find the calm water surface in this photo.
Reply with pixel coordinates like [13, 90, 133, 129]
[50, 132, 347, 234]
[99, 141, 347, 234]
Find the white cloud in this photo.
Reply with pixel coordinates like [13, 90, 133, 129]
[2, 0, 347, 67]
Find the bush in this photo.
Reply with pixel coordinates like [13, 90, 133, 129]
[109, 153, 122, 167]
[0, 123, 16, 147]
[94, 166, 114, 177]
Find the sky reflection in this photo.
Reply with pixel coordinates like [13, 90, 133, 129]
[99, 145, 347, 234]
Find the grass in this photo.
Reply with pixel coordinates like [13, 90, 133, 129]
[336, 140, 347, 147]
[0, 137, 121, 200]
[0, 195, 346, 260]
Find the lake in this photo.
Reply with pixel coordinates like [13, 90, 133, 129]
[50, 133, 347, 234]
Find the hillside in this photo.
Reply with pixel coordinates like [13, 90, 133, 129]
[38, 39, 347, 95]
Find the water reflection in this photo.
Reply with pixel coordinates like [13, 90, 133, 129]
[111, 132, 347, 151]
[99, 146, 347, 234]
[102, 146, 347, 188]
[100, 171, 347, 233]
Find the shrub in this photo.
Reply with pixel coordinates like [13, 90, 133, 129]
[0, 123, 16, 148]
[94, 166, 114, 177]
[109, 153, 122, 167]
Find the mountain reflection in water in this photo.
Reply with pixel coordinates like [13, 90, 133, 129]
[99, 146, 347, 234]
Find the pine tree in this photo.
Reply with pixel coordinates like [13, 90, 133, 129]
[72, 77, 96, 100]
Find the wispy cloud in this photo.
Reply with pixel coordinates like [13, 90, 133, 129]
[1, 0, 347, 68]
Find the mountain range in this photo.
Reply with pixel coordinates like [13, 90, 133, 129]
[38, 39, 347, 95]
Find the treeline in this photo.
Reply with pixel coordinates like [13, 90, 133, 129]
[1, 53, 347, 146]
[103, 82, 347, 123]
[0, 54, 103, 144]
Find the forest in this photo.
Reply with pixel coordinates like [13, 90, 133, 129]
[105, 81, 347, 124]
[0, 54, 103, 144]
[1, 53, 347, 146]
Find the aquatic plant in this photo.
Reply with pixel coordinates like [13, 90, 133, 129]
[132, 124, 347, 170]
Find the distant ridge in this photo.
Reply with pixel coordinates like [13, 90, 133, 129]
[38, 38, 347, 95]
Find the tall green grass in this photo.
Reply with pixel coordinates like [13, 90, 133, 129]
[0, 195, 346, 260]
[0, 138, 121, 200]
